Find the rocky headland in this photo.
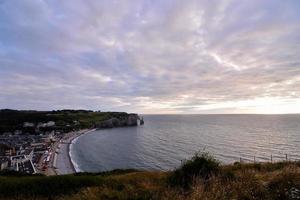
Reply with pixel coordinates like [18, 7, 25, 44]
[95, 113, 139, 128]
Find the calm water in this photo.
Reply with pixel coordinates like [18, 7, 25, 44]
[71, 115, 300, 172]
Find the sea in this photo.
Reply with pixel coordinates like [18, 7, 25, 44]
[70, 114, 300, 172]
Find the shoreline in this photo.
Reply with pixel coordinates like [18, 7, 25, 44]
[54, 128, 96, 175]
[68, 129, 96, 173]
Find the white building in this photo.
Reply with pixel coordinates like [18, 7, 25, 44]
[23, 122, 35, 127]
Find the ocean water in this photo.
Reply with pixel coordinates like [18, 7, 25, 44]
[71, 115, 300, 172]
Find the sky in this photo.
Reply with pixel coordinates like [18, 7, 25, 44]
[0, 0, 300, 114]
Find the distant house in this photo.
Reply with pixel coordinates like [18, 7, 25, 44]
[20, 148, 34, 160]
[17, 160, 36, 174]
[10, 155, 27, 168]
[0, 157, 9, 170]
[14, 130, 22, 135]
[2, 132, 12, 137]
[9, 155, 36, 174]
[23, 122, 35, 127]
[0, 144, 15, 156]
[37, 121, 55, 129]
[45, 121, 55, 127]
[30, 142, 48, 153]
[37, 123, 44, 128]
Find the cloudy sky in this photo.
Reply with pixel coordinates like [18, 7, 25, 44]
[0, 0, 300, 114]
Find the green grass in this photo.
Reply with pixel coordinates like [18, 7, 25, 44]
[0, 154, 299, 200]
[0, 175, 102, 199]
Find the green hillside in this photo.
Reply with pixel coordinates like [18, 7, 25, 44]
[0, 109, 132, 134]
[0, 153, 299, 200]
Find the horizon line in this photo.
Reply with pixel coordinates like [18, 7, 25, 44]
[1, 108, 300, 115]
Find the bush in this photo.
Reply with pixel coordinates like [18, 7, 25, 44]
[169, 152, 220, 188]
[268, 172, 300, 200]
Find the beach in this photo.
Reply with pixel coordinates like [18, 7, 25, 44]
[53, 129, 96, 175]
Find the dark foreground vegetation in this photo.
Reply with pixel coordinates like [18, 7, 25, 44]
[0, 152, 299, 200]
[0, 109, 135, 134]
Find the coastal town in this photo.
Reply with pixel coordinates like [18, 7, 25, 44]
[0, 109, 141, 175]
[0, 120, 84, 175]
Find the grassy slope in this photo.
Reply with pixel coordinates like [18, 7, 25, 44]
[0, 161, 299, 200]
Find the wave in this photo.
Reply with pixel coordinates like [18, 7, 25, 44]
[69, 129, 97, 173]
[69, 137, 81, 173]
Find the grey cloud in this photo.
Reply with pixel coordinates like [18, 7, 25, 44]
[0, 0, 299, 113]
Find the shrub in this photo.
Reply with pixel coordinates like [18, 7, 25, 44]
[168, 152, 220, 188]
[220, 169, 235, 181]
[233, 172, 269, 200]
[268, 172, 300, 200]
